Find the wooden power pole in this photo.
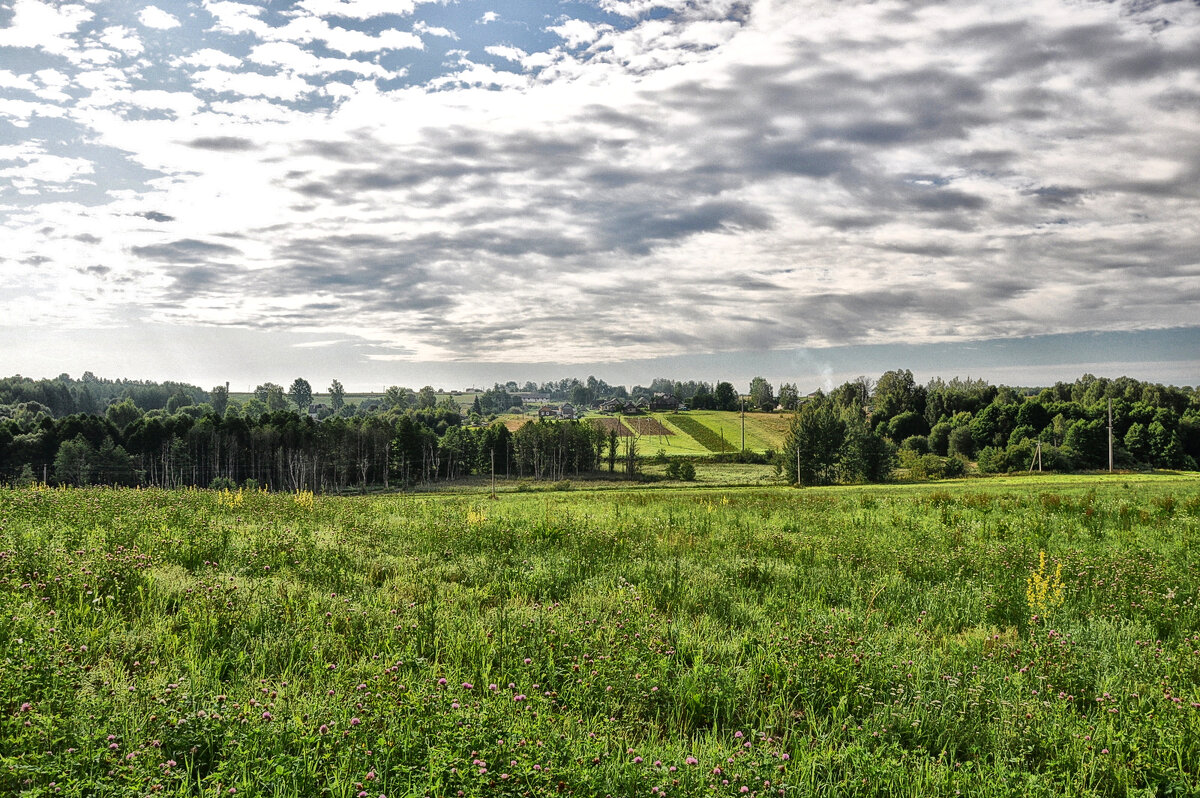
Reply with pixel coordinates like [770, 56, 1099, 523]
[1108, 398, 1114, 472]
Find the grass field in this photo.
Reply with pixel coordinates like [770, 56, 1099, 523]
[679, 411, 787, 453]
[591, 412, 789, 457]
[3, 475, 1199, 796]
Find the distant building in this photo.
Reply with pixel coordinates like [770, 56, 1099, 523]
[649, 393, 679, 411]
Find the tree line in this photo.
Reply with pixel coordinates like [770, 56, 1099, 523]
[782, 371, 1199, 485]
[0, 404, 627, 491]
[2, 370, 1197, 490]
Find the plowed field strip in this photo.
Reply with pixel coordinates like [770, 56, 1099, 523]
[589, 417, 633, 436]
[626, 417, 673, 436]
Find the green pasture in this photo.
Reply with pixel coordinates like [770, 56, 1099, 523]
[577, 411, 790, 457]
[3, 473, 1200, 796]
[673, 410, 788, 453]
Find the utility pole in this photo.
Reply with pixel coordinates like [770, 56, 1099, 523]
[1108, 398, 1113, 472]
[741, 397, 745, 452]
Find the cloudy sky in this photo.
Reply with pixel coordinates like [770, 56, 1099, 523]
[1, 0, 1198, 392]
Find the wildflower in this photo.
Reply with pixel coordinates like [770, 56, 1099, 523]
[686, 758, 698, 766]
[350, 717, 361, 726]
[1027, 551, 1066, 617]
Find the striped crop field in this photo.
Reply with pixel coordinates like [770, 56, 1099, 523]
[667, 413, 734, 453]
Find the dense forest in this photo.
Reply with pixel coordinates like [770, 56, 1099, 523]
[0, 371, 1196, 490]
[784, 372, 1199, 485]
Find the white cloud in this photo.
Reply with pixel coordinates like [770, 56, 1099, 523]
[485, 45, 527, 64]
[274, 16, 424, 55]
[249, 41, 391, 78]
[597, 0, 741, 19]
[72, 66, 130, 94]
[0, 70, 39, 92]
[549, 18, 606, 48]
[478, 11, 499, 24]
[203, 1, 270, 36]
[177, 49, 244, 69]
[414, 21, 457, 39]
[0, 142, 95, 185]
[429, 57, 531, 89]
[138, 6, 181, 30]
[192, 68, 314, 101]
[98, 25, 144, 57]
[203, 0, 422, 54]
[294, 0, 416, 19]
[0, 0, 94, 56]
[0, 97, 69, 127]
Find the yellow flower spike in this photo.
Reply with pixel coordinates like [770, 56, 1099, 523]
[1026, 550, 1066, 619]
[292, 489, 315, 510]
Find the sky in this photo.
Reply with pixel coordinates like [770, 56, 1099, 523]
[1, 0, 1198, 394]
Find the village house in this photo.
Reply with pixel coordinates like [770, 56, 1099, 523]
[600, 398, 626, 413]
[649, 393, 680, 411]
[537, 403, 577, 419]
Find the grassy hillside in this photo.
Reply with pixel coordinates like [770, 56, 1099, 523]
[505, 411, 790, 457]
[2, 476, 1199, 796]
[661, 410, 788, 454]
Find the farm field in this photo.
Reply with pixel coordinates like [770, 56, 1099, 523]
[681, 411, 787, 454]
[587, 412, 789, 457]
[3, 475, 1200, 796]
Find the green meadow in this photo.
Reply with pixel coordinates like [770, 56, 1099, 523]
[3, 474, 1199, 796]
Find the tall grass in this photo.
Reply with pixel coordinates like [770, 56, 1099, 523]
[1, 476, 1198, 796]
